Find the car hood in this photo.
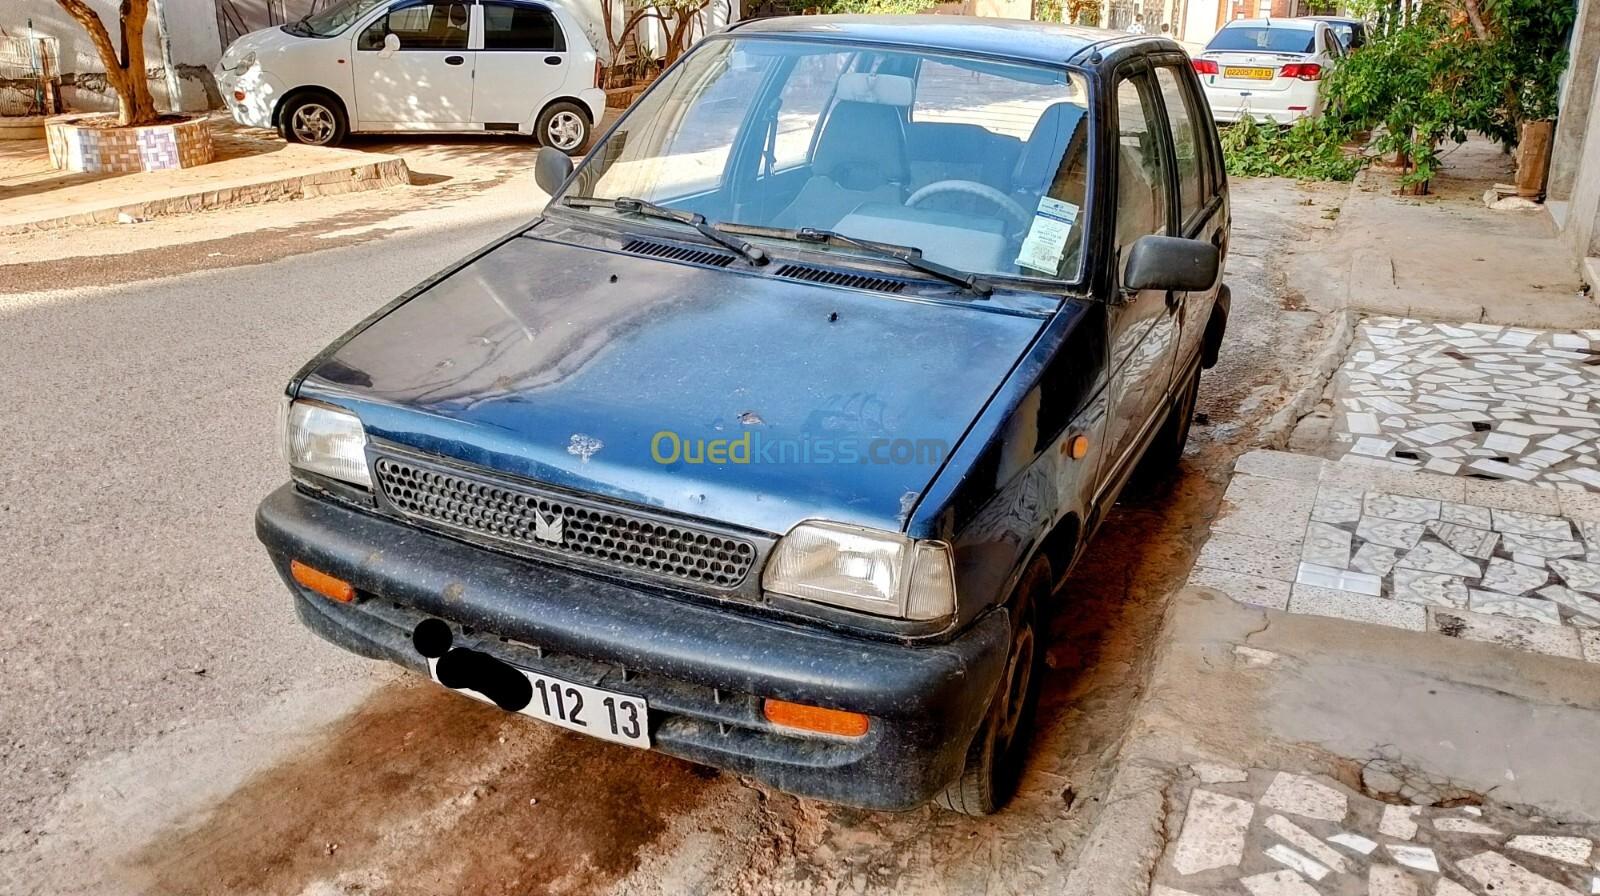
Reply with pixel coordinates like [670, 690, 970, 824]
[219, 25, 302, 68]
[297, 232, 1053, 536]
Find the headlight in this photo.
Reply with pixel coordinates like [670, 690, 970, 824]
[281, 398, 371, 488]
[232, 51, 257, 72]
[762, 521, 956, 620]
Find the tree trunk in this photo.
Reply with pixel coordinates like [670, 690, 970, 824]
[54, 0, 162, 127]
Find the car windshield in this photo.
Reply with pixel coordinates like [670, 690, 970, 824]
[560, 37, 1093, 284]
[287, 0, 388, 37]
[1207, 25, 1316, 54]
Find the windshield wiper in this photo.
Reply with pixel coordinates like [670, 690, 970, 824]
[717, 223, 992, 297]
[562, 195, 768, 266]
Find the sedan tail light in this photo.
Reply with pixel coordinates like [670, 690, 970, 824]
[1280, 62, 1323, 81]
[1192, 58, 1219, 75]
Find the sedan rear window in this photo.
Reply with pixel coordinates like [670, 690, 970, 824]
[1207, 26, 1315, 54]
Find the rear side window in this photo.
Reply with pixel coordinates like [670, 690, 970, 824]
[482, 2, 565, 51]
[1153, 66, 1207, 227]
[1207, 25, 1315, 54]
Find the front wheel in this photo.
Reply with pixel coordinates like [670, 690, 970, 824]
[537, 102, 590, 155]
[279, 92, 348, 147]
[935, 558, 1048, 815]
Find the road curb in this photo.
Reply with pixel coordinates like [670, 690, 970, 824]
[0, 155, 412, 235]
[1060, 762, 1176, 896]
[1258, 308, 1358, 450]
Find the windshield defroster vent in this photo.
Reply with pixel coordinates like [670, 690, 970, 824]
[620, 238, 735, 268]
[774, 264, 906, 294]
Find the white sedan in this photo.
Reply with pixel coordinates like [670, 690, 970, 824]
[1191, 18, 1344, 125]
[214, 0, 607, 152]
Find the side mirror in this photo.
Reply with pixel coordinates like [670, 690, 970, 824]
[535, 145, 574, 195]
[1122, 234, 1219, 294]
[380, 32, 400, 57]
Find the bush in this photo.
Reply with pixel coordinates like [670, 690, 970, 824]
[1220, 0, 1574, 192]
[1220, 117, 1364, 181]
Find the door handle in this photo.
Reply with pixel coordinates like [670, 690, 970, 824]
[445, 55, 465, 65]
[544, 55, 562, 65]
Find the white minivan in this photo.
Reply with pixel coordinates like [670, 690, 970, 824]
[214, 0, 607, 152]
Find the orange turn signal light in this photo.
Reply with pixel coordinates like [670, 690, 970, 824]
[1065, 434, 1090, 460]
[232, 89, 246, 102]
[762, 699, 870, 738]
[291, 560, 355, 603]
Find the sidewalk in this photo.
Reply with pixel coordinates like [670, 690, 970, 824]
[0, 117, 410, 234]
[1290, 137, 1600, 329]
[1063, 154, 1600, 896]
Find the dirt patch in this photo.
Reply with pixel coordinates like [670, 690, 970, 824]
[127, 682, 716, 896]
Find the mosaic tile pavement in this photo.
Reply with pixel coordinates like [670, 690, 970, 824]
[1189, 452, 1600, 662]
[1155, 765, 1600, 896]
[1329, 317, 1600, 490]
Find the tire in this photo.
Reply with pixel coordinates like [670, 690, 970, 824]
[279, 92, 348, 147]
[1133, 357, 1202, 484]
[537, 102, 590, 155]
[935, 557, 1049, 815]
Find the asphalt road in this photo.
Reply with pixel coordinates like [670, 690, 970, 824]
[0, 176, 1338, 895]
[0, 198, 532, 890]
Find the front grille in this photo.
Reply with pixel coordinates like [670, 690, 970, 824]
[374, 456, 758, 589]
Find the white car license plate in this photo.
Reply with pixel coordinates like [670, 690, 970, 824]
[429, 658, 650, 748]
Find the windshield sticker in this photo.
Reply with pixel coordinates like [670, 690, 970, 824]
[1014, 197, 1079, 275]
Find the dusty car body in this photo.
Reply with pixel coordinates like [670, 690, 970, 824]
[256, 15, 1230, 814]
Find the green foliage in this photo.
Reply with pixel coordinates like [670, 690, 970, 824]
[1220, 0, 1575, 190]
[1220, 117, 1363, 181]
[811, 0, 932, 13]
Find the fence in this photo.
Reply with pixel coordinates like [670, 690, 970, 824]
[0, 33, 61, 117]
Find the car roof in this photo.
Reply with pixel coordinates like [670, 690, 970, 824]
[727, 15, 1162, 67]
[1220, 17, 1318, 29]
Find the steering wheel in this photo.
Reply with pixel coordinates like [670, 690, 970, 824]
[906, 180, 1033, 232]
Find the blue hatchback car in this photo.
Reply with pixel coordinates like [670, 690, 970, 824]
[257, 15, 1230, 814]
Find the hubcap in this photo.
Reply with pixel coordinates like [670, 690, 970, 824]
[547, 111, 584, 151]
[291, 103, 336, 145]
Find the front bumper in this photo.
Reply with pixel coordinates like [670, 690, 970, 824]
[214, 66, 280, 130]
[255, 484, 1011, 810]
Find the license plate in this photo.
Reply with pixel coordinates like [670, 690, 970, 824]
[1224, 66, 1275, 80]
[429, 657, 651, 748]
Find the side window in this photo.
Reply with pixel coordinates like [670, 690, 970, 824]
[482, 2, 565, 51]
[1153, 66, 1207, 228]
[358, 2, 469, 51]
[1114, 73, 1170, 267]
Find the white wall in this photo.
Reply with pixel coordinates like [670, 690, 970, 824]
[4, 0, 222, 111]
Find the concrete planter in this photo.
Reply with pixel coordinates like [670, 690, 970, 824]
[46, 114, 214, 173]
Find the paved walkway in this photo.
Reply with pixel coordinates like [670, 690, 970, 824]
[0, 116, 409, 232]
[1329, 317, 1600, 487]
[1156, 766, 1598, 896]
[1190, 450, 1600, 661]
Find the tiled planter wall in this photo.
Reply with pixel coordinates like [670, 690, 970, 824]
[46, 115, 213, 173]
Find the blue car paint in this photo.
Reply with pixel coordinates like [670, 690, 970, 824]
[296, 231, 1057, 540]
